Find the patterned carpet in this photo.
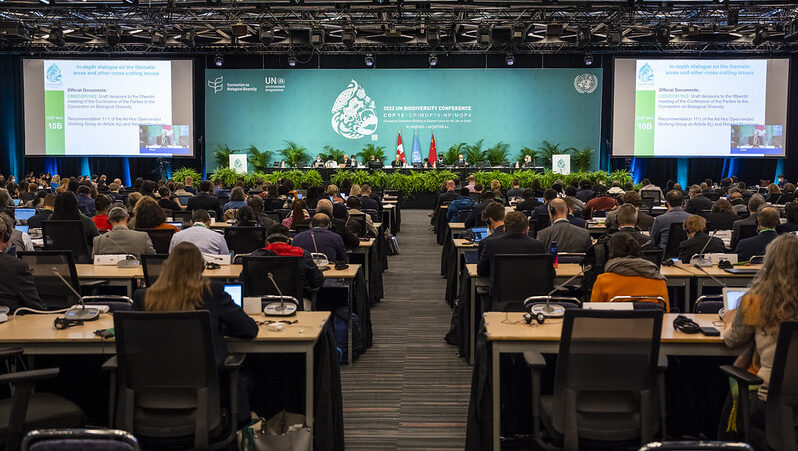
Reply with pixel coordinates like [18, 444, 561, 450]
[340, 209, 473, 450]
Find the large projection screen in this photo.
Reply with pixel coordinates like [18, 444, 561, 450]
[612, 58, 789, 158]
[23, 59, 194, 157]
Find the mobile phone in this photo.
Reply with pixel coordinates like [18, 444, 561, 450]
[699, 326, 721, 337]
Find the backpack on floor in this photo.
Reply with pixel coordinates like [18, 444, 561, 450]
[332, 308, 363, 364]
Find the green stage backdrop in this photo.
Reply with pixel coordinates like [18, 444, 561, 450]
[204, 68, 603, 171]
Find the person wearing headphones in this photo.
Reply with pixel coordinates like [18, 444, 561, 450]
[536, 198, 593, 253]
[248, 224, 323, 297]
[292, 213, 348, 264]
[476, 202, 505, 261]
[0, 216, 47, 311]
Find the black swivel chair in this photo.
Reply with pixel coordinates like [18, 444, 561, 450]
[490, 254, 554, 312]
[693, 295, 723, 314]
[642, 248, 664, 266]
[721, 320, 798, 451]
[141, 254, 169, 288]
[362, 209, 380, 222]
[0, 348, 86, 451]
[142, 229, 176, 255]
[107, 311, 244, 450]
[532, 216, 551, 238]
[453, 208, 473, 223]
[640, 197, 655, 215]
[22, 429, 139, 451]
[241, 256, 304, 310]
[347, 214, 368, 238]
[664, 222, 687, 259]
[525, 310, 665, 450]
[223, 227, 265, 255]
[17, 251, 101, 310]
[41, 220, 91, 264]
[171, 211, 192, 225]
[639, 441, 751, 450]
[738, 224, 758, 243]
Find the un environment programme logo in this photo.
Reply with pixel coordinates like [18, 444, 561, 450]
[46, 64, 62, 83]
[638, 63, 654, 83]
[573, 73, 598, 94]
[208, 76, 224, 94]
[331, 79, 378, 139]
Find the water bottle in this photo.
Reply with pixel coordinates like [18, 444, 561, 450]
[550, 240, 559, 268]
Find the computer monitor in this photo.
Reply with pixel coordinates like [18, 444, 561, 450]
[722, 287, 748, 312]
[15, 225, 28, 234]
[177, 196, 191, 205]
[224, 283, 243, 307]
[471, 227, 489, 242]
[12, 199, 21, 206]
[297, 193, 304, 199]
[14, 208, 35, 222]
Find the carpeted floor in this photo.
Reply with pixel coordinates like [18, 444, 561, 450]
[340, 209, 473, 450]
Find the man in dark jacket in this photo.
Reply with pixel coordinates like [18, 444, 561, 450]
[685, 185, 713, 214]
[0, 218, 47, 311]
[315, 199, 359, 250]
[187, 180, 223, 220]
[75, 185, 95, 217]
[359, 184, 381, 215]
[447, 188, 476, 222]
[731, 194, 766, 249]
[248, 225, 324, 293]
[477, 211, 546, 277]
[476, 202, 505, 261]
[515, 189, 542, 212]
[292, 214, 348, 264]
[735, 207, 780, 261]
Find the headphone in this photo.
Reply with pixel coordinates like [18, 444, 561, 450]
[673, 315, 701, 334]
[54, 317, 84, 330]
[524, 311, 546, 325]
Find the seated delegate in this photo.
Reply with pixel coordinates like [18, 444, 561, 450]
[477, 211, 546, 277]
[735, 206, 780, 261]
[169, 209, 229, 255]
[92, 207, 156, 259]
[0, 217, 47, 311]
[678, 214, 726, 263]
[292, 213, 348, 264]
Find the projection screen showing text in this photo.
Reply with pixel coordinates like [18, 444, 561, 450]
[612, 58, 789, 158]
[23, 59, 194, 157]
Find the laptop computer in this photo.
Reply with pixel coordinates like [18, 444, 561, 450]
[722, 267, 760, 275]
[15, 225, 28, 234]
[177, 196, 191, 205]
[722, 287, 748, 311]
[471, 227, 489, 242]
[14, 208, 35, 222]
[224, 283, 243, 307]
[167, 222, 183, 230]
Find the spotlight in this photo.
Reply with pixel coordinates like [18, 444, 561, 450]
[426, 26, 440, 47]
[258, 25, 273, 44]
[342, 26, 356, 48]
[364, 53, 374, 67]
[477, 24, 491, 48]
[655, 25, 670, 46]
[38, 0, 51, 4]
[511, 23, 525, 45]
[214, 55, 223, 67]
[231, 22, 247, 38]
[151, 30, 165, 47]
[122, 0, 138, 4]
[576, 25, 591, 48]
[106, 27, 121, 46]
[49, 26, 65, 46]
[310, 26, 324, 46]
[753, 26, 769, 46]
[584, 53, 593, 66]
[181, 28, 195, 46]
[606, 28, 621, 46]
[428, 54, 437, 67]
[288, 55, 297, 67]
[505, 54, 514, 66]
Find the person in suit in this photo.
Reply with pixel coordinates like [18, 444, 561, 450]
[604, 191, 655, 231]
[650, 190, 691, 250]
[182, 177, 197, 195]
[506, 179, 524, 199]
[476, 202, 505, 261]
[706, 198, 739, 231]
[0, 217, 47, 311]
[187, 180, 223, 220]
[530, 189, 558, 222]
[359, 184, 382, 216]
[563, 196, 586, 229]
[477, 211, 546, 277]
[515, 189, 542, 212]
[731, 194, 767, 250]
[437, 180, 458, 206]
[92, 207, 156, 259]
[536, 198, 593, 253]
[248, 224, 324, 295]
[678, 215, 726, 263]
[614, 204, 653, 249]
[346, 196, 378, 237]
[27, 194, 55, 228]
[575, 180, 594, 203]
[685, 185, 713, 214]
[736, 207, 780, 261]
[75, 185, 95, 217]
[779, 200, 798, 234]
[292, 213, 348, 264]
[315, 199, 359, 250]
[464, 191, 498, 228]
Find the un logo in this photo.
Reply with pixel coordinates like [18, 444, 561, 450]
[573, 73, 598, 94]
[331, 80, 378, 139]
[208, 76, 224, 94]
[46, 64, 62, 83]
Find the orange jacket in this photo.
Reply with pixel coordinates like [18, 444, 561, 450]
[589, 272, 670, 311]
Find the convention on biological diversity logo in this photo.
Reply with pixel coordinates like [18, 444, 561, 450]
[330, 79, 378, 139]
[46, 63, 62, 83]
[208, 76, 224, 94]
[638, 62, 654, 83]
[573, 73, 598, 94]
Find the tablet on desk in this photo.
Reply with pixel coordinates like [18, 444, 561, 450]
[224, 284, 243, 307]
[722, 287, 748, 311]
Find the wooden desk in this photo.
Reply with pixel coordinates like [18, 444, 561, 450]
[0, 311, 329, 429]
[484, 312, 732, 451]
[449, 222, 466, 232]
[675, 263, 759, 297]
[209, 222, 233, 229]
[453, 239, 478, 296]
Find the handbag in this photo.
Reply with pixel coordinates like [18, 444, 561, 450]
[238, 411, 311, 451]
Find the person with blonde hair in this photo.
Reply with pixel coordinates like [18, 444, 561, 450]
[348, 184, 361, 198]
[678, 214, 726, 263]
[325, 184, 344, 203]
[723, 234, 798, 447]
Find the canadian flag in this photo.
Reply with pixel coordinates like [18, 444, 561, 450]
[396, 132, 405, 163]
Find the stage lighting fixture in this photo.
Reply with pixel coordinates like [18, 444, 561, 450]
[477, 24, 491, 48]
[364, 54, 374, 67]
[181, 28, 196, 46]
[38, 0, 50, 5]
[342, 26, 356, 47]
[259, 26, 273, 44]
[428, 54, 437, 67]
[49, 26, 65, 46]
[584, 53, 593, 66]
[727, 9, 739, 27]
[151, 30, 165, 47]
[106, 27, 121, 46]
[426, 26, 440, 47]
[753, 26, 769, 46]
[787, 19, 798, 41]
[606, 28, 621, 46]
[655, 25, 670, 46]
[510, 23, 525, 45]
[310, 26, 324, 46]
[231, 23, 248, 38]
[288, 55, 297, 67]
[576, 25, 591, 48]
[546, 23, 563, 37]
[214, 55, 223, 67]
[505, 54, 514, 66]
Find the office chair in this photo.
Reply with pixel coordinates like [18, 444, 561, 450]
[107, 311, 244, 450]
[142, 229, 176, 255]
[642, 248, 664, 266]
[704, 192, 721, 202]
[171, 211, 192, 225]
[641, 190, 662, 204]
[640, 197, 655, 214]
[141, 254, 169, 288]
[292, 223, 310, 233]
[525, 310, 665, 451]
[639, 441, 751, 450]
[81, 296, 134, 313]
[362, 208, 380, 222]
[347, 214, 368, 238]
[533, 216, 551, 238]
[17, 251, 104, 310]
[664, 222, 687, 259]
[738, 224, 758, 243]
[609, 295, 667, 311]
[241, 256, 304, 310]
[21, 429, 139, 451]
[0, 348, 86, 451]
[693, 295, 723, 314]
[41, 221, 91, 264]
[490, 254, 554, 312]
[721, 320, 798, 451]
[454, 208, 473, 223]
[223, 227, 265, 255]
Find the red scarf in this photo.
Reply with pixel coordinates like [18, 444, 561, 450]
[264, 242, 305, 257]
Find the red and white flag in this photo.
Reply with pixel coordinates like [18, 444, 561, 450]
[428, 131, 438, 167]
[396, 132, 405, 163]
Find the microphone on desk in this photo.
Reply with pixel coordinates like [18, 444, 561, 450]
[262, 272, 298, 317]
[51, 267, 100, 321]
[689, 230, 718, 267]
[103, 234, 140, 268]
[527, 265, 592, 318]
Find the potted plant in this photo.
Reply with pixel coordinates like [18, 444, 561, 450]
[538, 141, 567, 170]
[278, 141, 310, 168]
[213, 144, 235, 169]
[464, 139, 486, 165]
[485, 141, 510, 166]
[248, 145, 273, 172]
[442, 143, 466, 165]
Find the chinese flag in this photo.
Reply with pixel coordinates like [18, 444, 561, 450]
[428, 132, 438, 165]
[396, 132, 405, 163]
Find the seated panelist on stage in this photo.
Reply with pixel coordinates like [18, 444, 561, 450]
[477, 211, 546, 277]
[678, 215, 726, 264]
[186, 180, 223, 220]
[0, 217, 46, 311]
[169, 209, 229, 255]
[735, 206, 780, 262]
[536, 198, 593, 254]
[589, 232, 670, 311]
[293, 213, 348, 264]
[92, 207, 155, 259]
[248, 224, 324, 297]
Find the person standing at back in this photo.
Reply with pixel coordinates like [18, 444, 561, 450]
[477, 211, 546, 277]
[650, 190, 691, 251]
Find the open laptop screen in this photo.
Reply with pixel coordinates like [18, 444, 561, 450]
[224, 284, 243, 307]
